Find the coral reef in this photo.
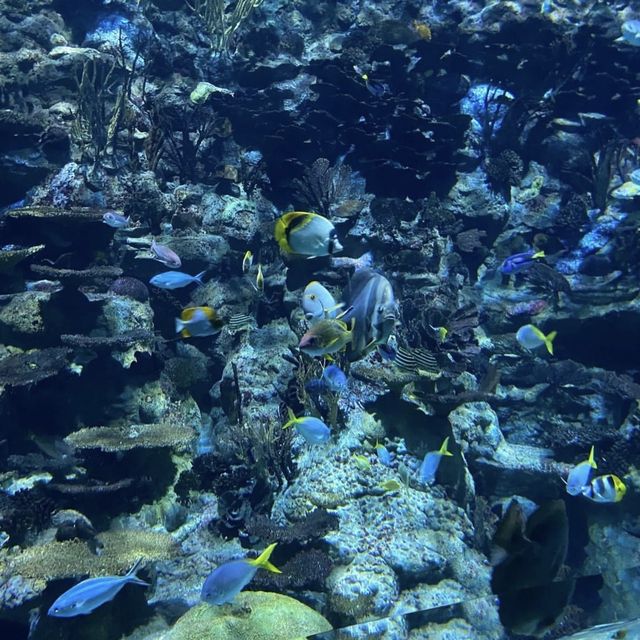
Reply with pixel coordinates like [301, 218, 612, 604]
[160, 592, 332, 640]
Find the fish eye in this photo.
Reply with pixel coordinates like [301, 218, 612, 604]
[309, 294, 316, 300]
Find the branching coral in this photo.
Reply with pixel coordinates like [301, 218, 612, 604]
[185, 0, 265, 54]
[292, 157, 356, 216]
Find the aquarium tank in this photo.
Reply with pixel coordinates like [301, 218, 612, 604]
[1, 0, 640, 639]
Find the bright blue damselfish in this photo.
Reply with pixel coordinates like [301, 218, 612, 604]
[149, 270, 206, 290]
[48, 559, 148, 617]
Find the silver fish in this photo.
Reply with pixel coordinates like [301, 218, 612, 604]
[149, 270, 206, 290]
[151, 240, 181, 268]
[102, 212, 130, 229]
[48, 559, 148, 617]
[342, 269, 396, 357]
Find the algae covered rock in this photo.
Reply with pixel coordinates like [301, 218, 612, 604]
[161, 591, 332, 640]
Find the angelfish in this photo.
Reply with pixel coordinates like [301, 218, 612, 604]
[419, 437, 453, 485]
[201, 543, 281, 605]
[48, 559, 148, 617]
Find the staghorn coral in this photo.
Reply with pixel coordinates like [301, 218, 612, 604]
[64, 422, 196, 452]
[486, 149, 523, 194]
[0, 348, 71, 386]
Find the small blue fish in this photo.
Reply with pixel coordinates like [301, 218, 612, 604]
[283, 410, 331, 444]
[149, 270, 206, 290]
[419, 437, 453, 485]
[565, 446, 597, 496]
[201, 543, 281, 605]
[499, 250, 545, 274]
[102, 211, 130, 229]
[516, 324, 557, 355]
[375, 440, 392, 466]
[48, 559, 148, 617]
[306, 365, 348, 394]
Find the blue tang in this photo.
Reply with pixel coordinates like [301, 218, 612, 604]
[283, 409, 331, 444]
[149, 270, 206, 290]
[201, 543, 281, 605]
[565, 446, 597, 496]
[499, 250, 545, 274]
[419, 437, 453, 485]
[516, 324, 557, 355]
[48, 559, 148, 617]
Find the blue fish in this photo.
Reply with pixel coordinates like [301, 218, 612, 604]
[102, 211, 130, 229]
[201, 543, 281, 605]
[283, 410, 331, 444]
[375, 441, 392, 466]
[306, 365, 347, 394]
[418, 437, 453, 485]
[499, 250, 545, 274]
[565, 446, 597, 496]
[48, 559, 148, 617]
[149, 270, 206, 290]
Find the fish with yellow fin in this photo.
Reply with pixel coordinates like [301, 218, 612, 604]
[175, 306, 223, 338]
[242, 250, 253, 273]
[274, 211, 342, 257]
[299, 317, 354, 357]
[581, 474, 626, 503]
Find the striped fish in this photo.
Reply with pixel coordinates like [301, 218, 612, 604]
[227, 313, 254, 332]
[394, 346, 440, 375]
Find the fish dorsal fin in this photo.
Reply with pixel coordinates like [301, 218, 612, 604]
[181, 307, 197, 321]
[587, 445, 597, 469]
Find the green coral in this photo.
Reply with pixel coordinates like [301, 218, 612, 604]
[162, 592, 332, 640]
[64, 422, 196, 452]
[1, 529, 176, 594]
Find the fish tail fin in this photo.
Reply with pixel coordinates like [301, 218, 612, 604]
[439, 436, 454, 456]
[248, 543, 282, 574]
[544, 330, 557, 355]
[358, 251, 374, 269]
[532, 250, 545, 259]
[282, 408, 297, 429]
[125, 559, 150, 586]
[175, 318, 191, 338]
[194, 270, 207, 285]
[588, 445, 597, 469]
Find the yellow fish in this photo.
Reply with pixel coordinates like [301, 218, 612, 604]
[175, 306, 223, 338]
[274, 211, 342, 257]
[242, 250, 253, 273]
